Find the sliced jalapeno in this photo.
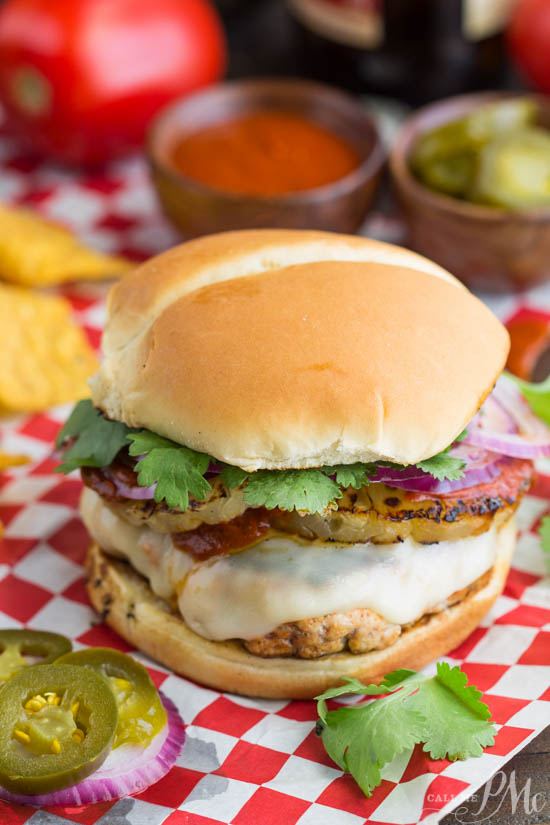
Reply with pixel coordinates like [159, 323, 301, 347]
[0, 663, 117, 794]
[0, 629, 72, 683]
[56, 648, 166, 748]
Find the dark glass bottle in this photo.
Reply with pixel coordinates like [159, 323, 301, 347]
[288, 0, 514, 104]
[213, 0, 257, 18]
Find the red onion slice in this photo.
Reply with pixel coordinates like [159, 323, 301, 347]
[463, 375, 550, 458]
[372, 465, 431, 485]
[478, 393, 518, 435]
[463, 430, 550, 458]
[111, 477, 157, 500]
[372, 443, 505, 495]
[0, 692, 185, 807]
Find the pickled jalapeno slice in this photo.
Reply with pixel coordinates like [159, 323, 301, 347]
[0, 663, 117, 795]
[56, 648, 166, 748]
[0, 629, 72, 683]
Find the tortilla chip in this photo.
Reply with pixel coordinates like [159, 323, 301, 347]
[0, 451, 29, 471]
[0, 203, 132, 286]
[0, 283, 98, 412]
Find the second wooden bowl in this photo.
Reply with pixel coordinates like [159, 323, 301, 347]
[390, 91, 550, 292]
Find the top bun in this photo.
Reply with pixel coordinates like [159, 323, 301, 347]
[90, 229, 509, 470]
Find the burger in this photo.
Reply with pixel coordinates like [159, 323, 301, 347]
[57, 229, 543, 699]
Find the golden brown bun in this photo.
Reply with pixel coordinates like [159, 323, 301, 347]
[90, 229, 509, 470]
[86, 516, 515, 699]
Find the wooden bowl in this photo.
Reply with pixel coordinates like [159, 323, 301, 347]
[389, 91, 550, 292]
[147, 78, 384, 238]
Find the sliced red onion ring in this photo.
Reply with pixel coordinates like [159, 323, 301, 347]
[462, 430, 550, 458]
[373, 443, 505, 495]
[478, 393, 518, 435]
[111, 477, 157, 500]
[463, 375, 550, 458]
[372, 465, 429, 485]
[0, 692, 185, 808]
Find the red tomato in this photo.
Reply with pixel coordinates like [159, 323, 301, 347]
[508, 0, 550, 93]
[0, 0, 226, 165]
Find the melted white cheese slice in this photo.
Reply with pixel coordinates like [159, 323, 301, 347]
[81, 487, 505, 642]
[81, 487, 191, 602]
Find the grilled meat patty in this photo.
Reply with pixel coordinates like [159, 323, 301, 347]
[244, 567, 492, 658]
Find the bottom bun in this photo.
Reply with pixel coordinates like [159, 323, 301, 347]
[86, 518, 516, 699]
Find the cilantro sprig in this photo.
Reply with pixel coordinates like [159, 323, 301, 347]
[416, 452, 465, 481]
[55, 399, 467, 514]
[316, 663, 495, 797]
[128, 431, 212, 511]
[55, 399, 135, 473]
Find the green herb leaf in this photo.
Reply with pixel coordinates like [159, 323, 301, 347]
[416, 452, 466, 481]
[321, 463, 378, 489]
[316, 678, 391, 724]
[128, 431, 211, 511]
[219, 465, 249, 489]
[538, 515, 550, 574]
[407, 662, 494, 761]
[315, 664, 496, 797]
[55, 399, 134, 473]
[380, 668, 417, 688]
[317, 671, 426, 796]
[243, 469, 342, 512]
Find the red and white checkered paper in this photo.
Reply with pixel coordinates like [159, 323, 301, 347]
[0, 124, 550, 825]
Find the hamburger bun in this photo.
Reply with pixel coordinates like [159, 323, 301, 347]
[90, 229, 509, 471]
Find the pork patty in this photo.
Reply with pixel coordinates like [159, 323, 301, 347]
[244, 567, 492, 658]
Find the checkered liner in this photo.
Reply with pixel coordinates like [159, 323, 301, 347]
[0, 130, 549, 825]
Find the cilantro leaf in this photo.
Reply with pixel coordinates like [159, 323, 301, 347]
[316, 678, 391, 724]
[380, 668, 417, 688]
[219, 465, 249, 489]
[55, 399, 95, 448]
[315, 664, 496, 797]
[128, 431, 211, 511]
[55, 399, 133, 473]
[317, 673, 426, 796]
[243, 469, 341, 512]
[321, 463, 378, 489]
[416, 452, 466, 481]
[538, 515, 550, 574]
[407, 662, 494, 761]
